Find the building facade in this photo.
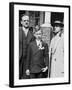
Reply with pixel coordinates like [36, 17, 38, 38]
[19, 10, 64, 46]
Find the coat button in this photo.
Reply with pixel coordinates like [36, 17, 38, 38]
[54, 58, 56, 61]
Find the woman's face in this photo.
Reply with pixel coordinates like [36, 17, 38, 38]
[54, 25, 61, 33]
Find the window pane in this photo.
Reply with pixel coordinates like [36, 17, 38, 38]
[35, 11, 40, 17]
[35, 18, 40, 25]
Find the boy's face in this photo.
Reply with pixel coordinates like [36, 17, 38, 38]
[35, 25, 40, 31]
[34, 30, 42, 40]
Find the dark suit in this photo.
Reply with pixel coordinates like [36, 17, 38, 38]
[19, 27, 34, 79]
[26, 40, 49, 78]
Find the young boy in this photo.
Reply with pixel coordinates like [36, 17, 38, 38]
[26, 29, 49, 78]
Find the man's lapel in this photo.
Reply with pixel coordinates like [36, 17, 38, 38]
[21, 27, 33, 44]
[26, 30, 33, 44]
[21, 27, 26, 40]
[32, 40, 42, 56]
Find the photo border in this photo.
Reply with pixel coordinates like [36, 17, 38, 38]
[9, 2, 70, 88]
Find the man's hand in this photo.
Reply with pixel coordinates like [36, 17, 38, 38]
[41, 66, 48, 72]
[26, 69, 30, 75]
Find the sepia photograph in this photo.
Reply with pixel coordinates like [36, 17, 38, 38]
[9, 2, 70, 87]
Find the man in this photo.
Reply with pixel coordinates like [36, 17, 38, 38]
[26, 29, 49, 78]
[49, 21, 64, 78]
[19, 14, 34, 79]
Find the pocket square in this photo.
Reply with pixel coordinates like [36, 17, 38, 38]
[39, 46, 45, 50]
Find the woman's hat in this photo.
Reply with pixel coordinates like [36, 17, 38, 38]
[53, 21, 64, 27]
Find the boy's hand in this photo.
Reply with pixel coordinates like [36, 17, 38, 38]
[26, 69, 30, 75]
[41, 66, 48, 72]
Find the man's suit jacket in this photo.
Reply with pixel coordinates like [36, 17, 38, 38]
[19, 27, 34, 78]
[19, 27, 34, 61]
[26, 40, 49, 73]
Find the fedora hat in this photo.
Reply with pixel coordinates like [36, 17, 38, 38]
[53, 20, 64, 27]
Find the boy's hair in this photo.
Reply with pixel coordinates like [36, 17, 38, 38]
[34, 29, 43, 35]
[34, 25, 42, 33]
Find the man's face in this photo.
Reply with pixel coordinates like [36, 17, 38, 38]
[54, 25, 61, 33]
[34, 30, 42, 40]
[21, 15, 29, 28]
